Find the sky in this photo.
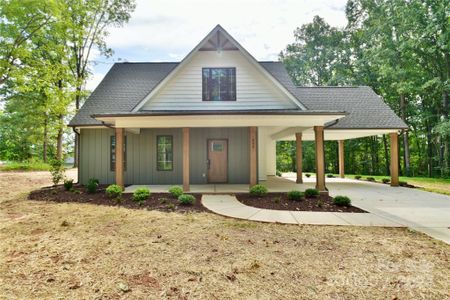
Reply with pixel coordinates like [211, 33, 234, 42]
[87, 0, 348, 91]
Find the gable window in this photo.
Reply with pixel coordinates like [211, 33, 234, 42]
[110, 136, 127, 171]
[202, 68, 236, 101]
[157, 135, 173, 171]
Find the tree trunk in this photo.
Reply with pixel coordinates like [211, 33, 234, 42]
[383, 134, 390, 175]
[73, 89, 81, 168]
[56, 114, 64, 161]
[43, 114, 48, 163]
[442, 90, 449, 176]
[400, 94, 410, 176]
[426, 120, 433, 177]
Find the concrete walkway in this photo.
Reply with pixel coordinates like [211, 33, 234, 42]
[202, 195, 404, 227]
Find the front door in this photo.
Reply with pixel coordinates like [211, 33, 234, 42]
[207, 139, 228, 183]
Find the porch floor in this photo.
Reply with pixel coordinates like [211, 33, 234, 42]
[123, 175, 321, 193]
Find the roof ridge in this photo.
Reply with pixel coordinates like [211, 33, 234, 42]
[296, 86, 362, 88]
[117, 61, 180, 64]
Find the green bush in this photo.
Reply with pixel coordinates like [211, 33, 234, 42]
[276, 170, 282, 177]
[382, 178, 390, 184]
[178, 194, 196, 205]
[63, 179, 73, 191]
[50, 160, 65, 186]
[366, 177, 375, 182]
[326, 174, 335, 178]
[249, 184, 268, 197]
[333, 195, 351, 206]
[0, 161, 51, 171]
[168, 186, 183, 198]
[86, 178, 99, 193]
[304, 188, 319, 198]
[133, 188, 150, 203]
[106, 184, 122, 199]
[399, 181, 408, 186]
[354, 175, 362, 180]
[287, 190, 304, 201]
[305, 173, 311, 178]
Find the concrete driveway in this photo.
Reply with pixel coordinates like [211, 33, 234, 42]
[283, 175, 450, 244]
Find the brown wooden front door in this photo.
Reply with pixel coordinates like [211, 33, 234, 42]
[207, 139, 228, 183]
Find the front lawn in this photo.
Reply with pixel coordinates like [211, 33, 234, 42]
[1, 171, 449, 299]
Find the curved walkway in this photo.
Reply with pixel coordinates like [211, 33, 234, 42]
[202, 195, 404, 227]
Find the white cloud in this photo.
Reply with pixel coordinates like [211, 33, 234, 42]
[87, 0, 347, 89]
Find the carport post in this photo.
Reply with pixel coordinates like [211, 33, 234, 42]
[296, 132, 303, 183]
[338, 140, 345, 178]
[390, 132, 399, 187]
[314, 126, 327, 194]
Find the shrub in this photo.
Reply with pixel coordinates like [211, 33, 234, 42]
[287, 190, 304, 201]
[382, 178, 390, 184]
[63, 179, 73, 191]
[399, 181, 408, 186]
[317, 199, 324, 208]
[305, 173, 311, 178]
[133, 188, 150, 203]
[354, 175, 362, 180]
[50, 160, 65, 186]
[249, 184, 268, 197]
[168, 186, 183, 198]
[366, 177, 375, 182]
[276, 170, 282, 177]
[333, 195, 351, 206]
[326, 174, 335, 178]
[86, 178, 99, 193]
[178, 194, 196, 205]
[106, 184, 122, 199]
[305, 188, 319, 198]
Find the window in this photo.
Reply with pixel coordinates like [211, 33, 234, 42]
[110, 136, 127, 171]
[202, 67, 236, 101]
[157, 135, 173, 171]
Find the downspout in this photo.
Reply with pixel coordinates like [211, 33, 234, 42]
[324, 118, 340, 129]
[72, 127, 81, 184]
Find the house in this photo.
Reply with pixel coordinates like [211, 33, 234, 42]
[69, 25, 408, 194]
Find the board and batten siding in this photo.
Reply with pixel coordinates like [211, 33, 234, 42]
[141, 51, 296, 110]
[79, 127, 249, 185]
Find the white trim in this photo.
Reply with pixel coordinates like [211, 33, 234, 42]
[132, 25, 306, 112]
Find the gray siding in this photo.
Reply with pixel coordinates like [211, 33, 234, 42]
[79, 127, 249, 185]
[190, 127, 249, 184]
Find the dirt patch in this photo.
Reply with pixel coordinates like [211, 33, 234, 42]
[28, 185, 208, 213]
[236, 193, 366, 213]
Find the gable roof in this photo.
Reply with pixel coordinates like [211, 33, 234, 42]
[131, 25, 307, 112]
[69, 61, 407, 129]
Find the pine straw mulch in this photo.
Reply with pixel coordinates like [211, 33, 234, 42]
[236, 193, 366, 213]
[28, 184, 208, 213]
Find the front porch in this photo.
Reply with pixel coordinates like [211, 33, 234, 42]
[124, 174, 351, 193]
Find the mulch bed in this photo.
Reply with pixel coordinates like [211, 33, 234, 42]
[28, 184, 208, 213]
[236, 193, 367, 213]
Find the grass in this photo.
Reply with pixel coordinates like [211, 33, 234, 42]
[0, 161, 51, 171]
[0, 171, 449, 299]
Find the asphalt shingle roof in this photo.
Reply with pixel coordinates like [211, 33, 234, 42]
[70, 61, 407, 129]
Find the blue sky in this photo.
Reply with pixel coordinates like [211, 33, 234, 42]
[87, 0, 348, 90]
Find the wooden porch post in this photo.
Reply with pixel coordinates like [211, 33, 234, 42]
[314, 126, 326, 193]
[296, 132, 303, 183]
[390, 132, 399, 187]
[249, 126, 257, 187]
[338, 140, 345, 178]
[115, 128, 124, 188]
[183, 127, 190, 192]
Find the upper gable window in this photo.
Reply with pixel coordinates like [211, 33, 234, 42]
[202, 68, 236, 101]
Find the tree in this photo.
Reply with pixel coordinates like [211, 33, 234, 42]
[63, 0, 136, 167]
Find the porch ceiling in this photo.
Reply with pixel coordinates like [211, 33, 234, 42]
[93, 113, 345, 128]
[279, 128, 400, 141]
